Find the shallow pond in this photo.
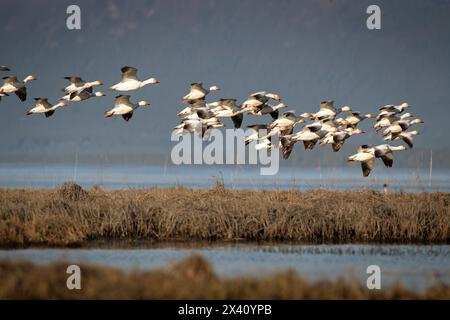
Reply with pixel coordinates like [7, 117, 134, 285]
[0, 244, 449, 291]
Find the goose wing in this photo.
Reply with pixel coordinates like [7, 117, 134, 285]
[120, 66, 138, 82]
[0, 66, 10, 71]
[34, 98, 51, 109]
[399, 133, 414, 148]
[319, 100, 335, 111]
[15, 87, 27, 101]
[114, 94, 131, 106]
[379, 152, 393, 167]
[361, 158, 374, 177]
[64, 76, 84, 85]
[2, 76, 17, 84]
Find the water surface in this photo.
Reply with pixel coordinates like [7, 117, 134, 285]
[1, 244, 448, 291]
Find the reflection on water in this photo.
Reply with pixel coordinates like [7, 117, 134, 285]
[0, 244, 449, 291]
[0, 163, 448, 192]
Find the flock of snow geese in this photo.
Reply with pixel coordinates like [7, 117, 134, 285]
[0, 65, 158, 120]
[176, 83, 424, 177]
[0, 65, 424, 177]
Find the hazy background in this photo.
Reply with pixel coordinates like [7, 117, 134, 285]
[0, 0, 449, 170]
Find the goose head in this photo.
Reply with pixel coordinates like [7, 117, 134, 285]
[138, 100, 150, 107]
[265, 93, 281, 101]
[340, 105, 352, 112]
[390, 145, 407, 151]
[143, 78, 160, 85]
[209, 85, 220, 92]
[399, 102, 411, 110]
[24, 75, 37, 83]
[400, 112, 413, 119]
[95, 92, 106, 97]
[410, 118, 424, 125]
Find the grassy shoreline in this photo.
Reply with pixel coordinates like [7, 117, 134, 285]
[0, 183, 449, 247]
[0, 255, 448, 299]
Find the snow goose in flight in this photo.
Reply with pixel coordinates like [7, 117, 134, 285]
[245, 124, 270, 145]
[373, 112, 413, 132]
[377, 102, 411, 118]
[108, 66, 160, 91]
[104, 95, 150, 121]
[174, 117, 223, 138]
[247, 102, 286, 120]
[26, 98, 66, 117]
[62, 77, 103, 95]
[300, 100, 352, 120]
[182, 82, 220, 103]
[320, 128, 365, 152]
[336, 112, 376, 128]
[0, 75, 37, 101]
[348, 144, 407, 177]
[267, 111, 302, 135]
[347, 145, 376, 177]
[241, 91, 281, 113]
[210, 98, 244, 128]
[383, 130, 419, 148]
[382, 118, 424, 136]
[60, 89, 106, 102]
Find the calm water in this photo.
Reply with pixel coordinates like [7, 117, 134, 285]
[0, 163, 448, 192]
[1, 244, 449, 291]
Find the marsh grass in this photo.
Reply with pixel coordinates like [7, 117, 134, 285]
[0, 184, 449, 247]
[0, 255, 448, 299]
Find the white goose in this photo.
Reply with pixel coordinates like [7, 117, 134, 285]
[26, 98, 66, 117]
[108, 66, 160, 91]
[210, 98, 244, 128]
[377, 102, 411, 118]
[348, 144, 407, 177]
[105, 95, 150, 121]
[0, 75, 37, 101]
[373, 112, 413, 132]
[62, 77, 103, 94]
[247, 102, 286, 120]
[383, 130, 419, 148]
[320, 128, 365, 152]
[382, 118, 424, 135]
[301, 100, 352, 120]
[60, 90, 106, 102]
[241, 91, 281, 111]
[182, 82, 220, 102]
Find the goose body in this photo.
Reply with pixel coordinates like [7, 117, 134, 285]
[0, 75, 37, 101]
[320, 128, 365, 152]
[336, 112, 375, 128]
[248, 102, 286, 119]
[108, 66, 159, 92]
[60, 90, 106, 102]
[26, 98, 66, 117]
[241, 91, 281, 112]
[348, 144, 407, 176]
[301, 100, 352, 120]
[378, 102, 411, 117]
[105, 95, 150, 121]
[62, 77, 103, 94]
[245, 124, 269, 145]
[210, 99, 244, 128]
[382, 118, 424, 135]
[383, 130, 419, 148]
[182, 82, 220, 102]
[373, 112, 413, 131]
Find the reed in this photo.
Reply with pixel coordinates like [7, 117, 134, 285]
[0, 255, 448, 299]
[0, 183, 448, 247]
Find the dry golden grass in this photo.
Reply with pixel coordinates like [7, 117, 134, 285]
[0, 255, 448, 299]
[0, 183, 449, 246]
